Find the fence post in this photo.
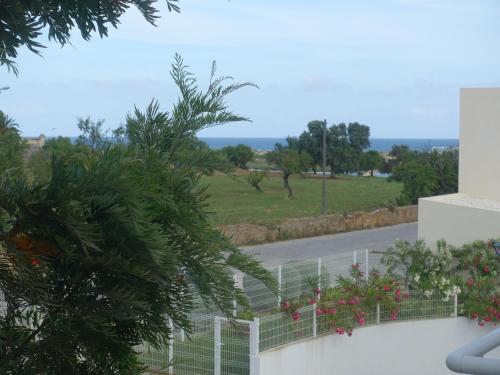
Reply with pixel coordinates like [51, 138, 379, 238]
[313, 303, 317, 337]
[353, 250, 357, 265]
[365, 249, 369, 281]
[249, 317, 260, 375]
[214, 317, 222, 375]
[317, 257, 322, 300]
[168, 318, 174, 375]
[376, 304, 380, 325]
[277, 264, 282, 308]
[180, 328, 185, 343]
[454, 294, 458, 318]
[233, 274, 237, 318]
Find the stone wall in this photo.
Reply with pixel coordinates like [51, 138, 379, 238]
[220, 205, 417, 246]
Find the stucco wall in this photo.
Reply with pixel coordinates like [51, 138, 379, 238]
[418, 88, 500, 248]
[418, 194, 500, 247]
[459, 88, 500, 201]
[259, 318, 500, 375]
[221, 205, 417, 246]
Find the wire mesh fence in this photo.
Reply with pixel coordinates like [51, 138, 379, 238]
[137, 249, 459, 374]
[259, 290, 456, 352]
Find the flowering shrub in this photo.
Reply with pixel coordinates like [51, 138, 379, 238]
[282, 264, 405, 336]
[381, 240, 461, 302]
[452, 241, 500, 326]
[280, 239, 500, 335]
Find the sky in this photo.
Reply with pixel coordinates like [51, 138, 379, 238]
[2, 0, 500, 138]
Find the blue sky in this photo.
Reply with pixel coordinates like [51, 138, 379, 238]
[2, 0, 500, 138]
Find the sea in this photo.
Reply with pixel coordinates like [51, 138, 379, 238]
[200, 138, 459, 152]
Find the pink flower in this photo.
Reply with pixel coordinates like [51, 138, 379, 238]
[390, 311, 398, 321]
[471, 312, 479, 320]
[326, 308, 337, 315]
[395, 289, 401, 297]
[479, 321, 485, 327]
[314, 287, 321, 295]
[31, 258, 39, 266]
[467, 278, 474, 287]
[484, 265, 490, 273]
[484, 316, 492, 323]
[335, 327, 345, 335]
[347, 329, 353, 337]
[348, 297, 360, 305]
[316, 308, 324, 316]
[282, 301, 291, 310]
[292, 311, 301, 322]
[357, 318, 366, 326]
[308, 299, 316, 305]
[383, 285, 391, 292]
[338, 299, 346, 305]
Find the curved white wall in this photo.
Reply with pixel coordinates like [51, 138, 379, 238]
[260, 318, 500, 375]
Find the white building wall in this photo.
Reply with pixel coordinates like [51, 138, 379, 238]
[419, 88, 500, 247]
[459, 88, 500, 201]
[259, 318, 500, 375]
[418, 194, 500, 247]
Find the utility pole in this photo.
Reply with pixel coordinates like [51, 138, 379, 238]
[322, 119, 327, 214]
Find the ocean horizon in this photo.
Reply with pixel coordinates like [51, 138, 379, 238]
[200, 137, 459, 152]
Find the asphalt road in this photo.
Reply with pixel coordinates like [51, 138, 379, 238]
[241, 222, 418, 267]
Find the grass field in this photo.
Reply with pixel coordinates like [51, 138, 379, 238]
[203, 173, 403, 226]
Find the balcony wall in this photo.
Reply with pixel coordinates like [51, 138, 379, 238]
[259, 318, 500, 375]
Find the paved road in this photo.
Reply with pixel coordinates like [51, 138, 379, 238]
[242, 222, 418, 267]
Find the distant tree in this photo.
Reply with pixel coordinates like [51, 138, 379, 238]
[222, 144, 254, 169]
[299, 121, 326, 173]
[347, 122, 371, 152]
[266, 145, 310, 198]
[387, 147, 458, 205]
[245, 170, 266, 193]
[76, 117, 107, 150]
[360, 150, 384, 176]
[0, 0, 181, 73]
[389, 160, 438, 204]
[422, 149, 459, 195]
[0, 111, 26, 172]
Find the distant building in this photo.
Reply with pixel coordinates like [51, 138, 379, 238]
[24, 134, 46, 148]
[23, 134, 46, 158]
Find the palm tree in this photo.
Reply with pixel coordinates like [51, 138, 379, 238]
[0, 110, 19, 134]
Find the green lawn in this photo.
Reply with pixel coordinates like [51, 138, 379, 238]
[203, 173, 403, 226]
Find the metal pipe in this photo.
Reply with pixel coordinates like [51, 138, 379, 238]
[446, 328, 500, 375]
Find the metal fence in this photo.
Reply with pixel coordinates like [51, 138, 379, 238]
[137, 249, 458, 374]
[242, 249, 383, 314]
[259, 291, 457, 352]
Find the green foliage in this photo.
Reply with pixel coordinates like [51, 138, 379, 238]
[222, 144, 254, 169]
[0, 111, 26, 173]
[388, 147, 458, 204]
[381, 240, 459, 300]
[0, 0, 180, 73]
[327, 122, 370, 176]
[360, 150, 384, 176]
[0, 56, 275, 374]
[245, 170, 266, 193]
[451, 241, 500, 324]
[266, 145, 311, 198]
[289, 120, 326, 173]
[381, 239, 500, 325]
